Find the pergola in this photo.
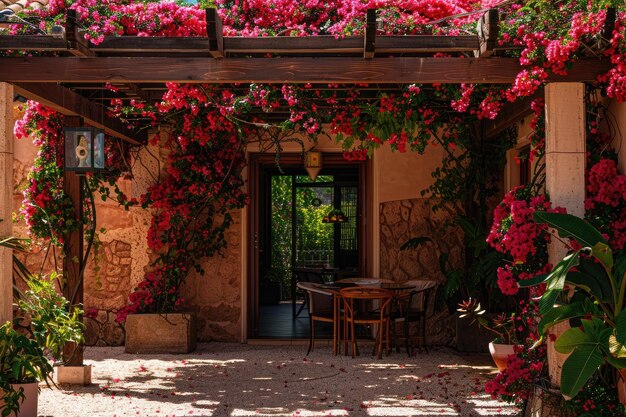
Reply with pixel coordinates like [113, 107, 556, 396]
[0, 6, 611, 372]
[0, 8, 614, 142]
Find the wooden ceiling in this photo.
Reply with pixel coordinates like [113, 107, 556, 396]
[0, 8, 614, 144]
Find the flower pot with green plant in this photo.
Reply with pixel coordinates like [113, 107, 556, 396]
[520, 212, 626, 399]
[457, 298, 519, 371]
[1, 274, 84, 416]
[16, 274, 84, 376]
[0, 322, 53, 417]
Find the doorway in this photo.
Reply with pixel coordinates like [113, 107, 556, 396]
[248, 154, 366, 339]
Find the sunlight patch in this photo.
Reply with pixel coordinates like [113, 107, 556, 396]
[230, 408, 349, 416]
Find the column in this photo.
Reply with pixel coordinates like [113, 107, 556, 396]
[0, 83, 14, 325]
[544, 82, 586, 263]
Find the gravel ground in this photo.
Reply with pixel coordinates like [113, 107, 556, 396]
[39, 343, 518, 417]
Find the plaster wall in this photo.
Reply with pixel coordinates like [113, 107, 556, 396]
[376, 143, 445, 203]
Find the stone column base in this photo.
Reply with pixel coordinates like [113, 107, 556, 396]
[56, 365, 92, 385]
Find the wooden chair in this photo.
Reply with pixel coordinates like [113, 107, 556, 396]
[339, 287, 394, 359]
[391, 280, 437, 356]
[298, 282, 335, 355]
[292, 268, 325, 318]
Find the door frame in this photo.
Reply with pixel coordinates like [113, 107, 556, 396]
[246, 152, 369, 339]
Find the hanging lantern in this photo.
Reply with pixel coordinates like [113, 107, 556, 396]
[64, 127, 106, 173]
[322, 208, 349, 224]
[304, 150, 322, 181]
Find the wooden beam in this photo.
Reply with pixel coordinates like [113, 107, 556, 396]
[225, 36, 363, 54]
[364, 9, 376, 59]
[0, 57, 611, 84]
[206, 8, 223, 59]
[13, 83, 144, 144]
[0, 34, 480, 55]
[476, 9, 498, 58]
[375, 36, 477, 53]
[0, 35, 67, 51]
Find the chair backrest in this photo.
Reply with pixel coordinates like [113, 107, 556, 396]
[404, 280, 438, 312]
[305, 289, 333, 315]
[297, 282, 333, 315]
[293, 267, 325, 284]
[339, 287, 394, 314]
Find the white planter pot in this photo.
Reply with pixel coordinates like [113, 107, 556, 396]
[0, 381, 39, 417]
[488, 342, 516, 371]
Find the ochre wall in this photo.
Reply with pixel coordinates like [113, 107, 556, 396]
[376, 143, 446, 203]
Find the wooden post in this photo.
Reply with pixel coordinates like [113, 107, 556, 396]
[0, 83, 13, 325]
[364, 9, 376, 59]
[206, 8, 224, 59]
[476, 9, 498, 57]
[62, 116, 84, 367]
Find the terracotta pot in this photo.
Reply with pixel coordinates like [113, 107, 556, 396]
[125, 313, 196, 354]
[0, 382, 39, 417]
[488, 342, 516, 371]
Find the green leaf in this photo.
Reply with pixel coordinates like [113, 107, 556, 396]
[533, 212, 608, 248]
[538, 302, 585, 335]
[534, 212, 613, 269]
[605, 352, 626, 369]
[577, 258, 613, 302]
[565, 271, 604, 301]
[400, 236, 432, 251]
[555, 327, 593, 354]
[560, 345, 604, 399]
[591, 242, 614, 272]
[518, 273, 549, 287]
[617, 310, 626, 345]
[539, 251, 580, 315]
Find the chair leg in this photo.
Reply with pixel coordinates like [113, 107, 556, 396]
[391, 320, 400, 353]
[307, 316, 314, 356]
[385, 319, 389, 356]
[351, 320, 357, 358]
[404, 319, 411, 357]
[422, 316, 429, 354]
[295, 297, 307, 318]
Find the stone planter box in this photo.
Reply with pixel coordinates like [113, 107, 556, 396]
[124, 313, 197, 354]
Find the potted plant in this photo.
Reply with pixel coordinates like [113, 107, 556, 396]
[1, 274, 85, 416]
[457, 298, 519, 371]
[521, 212, 626, 399]
[16, 274, 85, 379]
[0, 322, 53, 417]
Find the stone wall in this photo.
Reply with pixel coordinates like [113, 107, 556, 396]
[181, 211, 242, 342]
[11, 111, 244, 344]
[379, 198, 464, 346]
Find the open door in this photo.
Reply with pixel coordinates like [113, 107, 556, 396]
[247, 154, 366, 339]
